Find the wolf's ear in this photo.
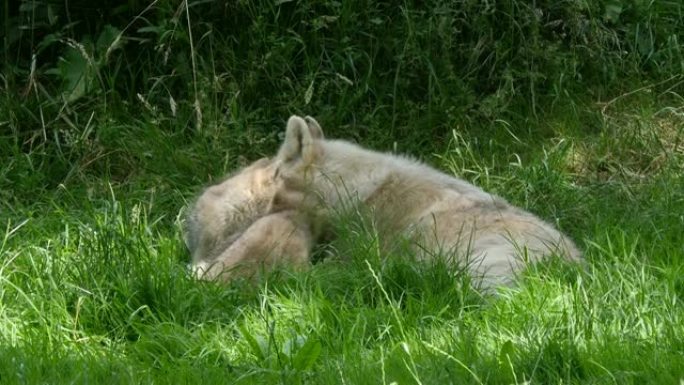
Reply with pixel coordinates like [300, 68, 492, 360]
[277, 115, 321, 165]
[303, 116, 324, 139]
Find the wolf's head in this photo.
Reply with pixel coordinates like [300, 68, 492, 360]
[185, 115, 326, 270]
[184, 157, 282, 265]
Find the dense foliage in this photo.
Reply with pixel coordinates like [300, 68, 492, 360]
[3, 1, 683, 156]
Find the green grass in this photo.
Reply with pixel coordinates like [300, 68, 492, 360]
[1, 97, 682, 384]
[2, 1, 684, 384]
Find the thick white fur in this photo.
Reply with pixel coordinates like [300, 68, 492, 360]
[185, 157, 312, 281]
[190, 210, 312, 281]
[273, 115, 582, 288]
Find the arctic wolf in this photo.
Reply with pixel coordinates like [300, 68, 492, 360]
[185, 115, 581, 287]
[184, 158, 312, 281]
[271, 115, 581, 288]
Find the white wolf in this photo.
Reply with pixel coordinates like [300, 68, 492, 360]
[270, 115, 581, 288]
[185, 115, 581, 288]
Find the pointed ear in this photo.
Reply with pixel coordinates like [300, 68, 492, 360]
[277, 115, 321, 165]
[304, 116, 324, 139]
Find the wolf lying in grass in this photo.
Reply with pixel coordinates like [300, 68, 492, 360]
[186, 115, 581, 288]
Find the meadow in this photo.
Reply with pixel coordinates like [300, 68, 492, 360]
[1, 1, 683, 383]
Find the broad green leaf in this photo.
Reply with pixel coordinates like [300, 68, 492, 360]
[59, 46, 92, 102]
[97, 24, 123, 61]
[498, 340, 515, 365]
[292, 336, 322, 371]
[239, 324, 265, 361]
